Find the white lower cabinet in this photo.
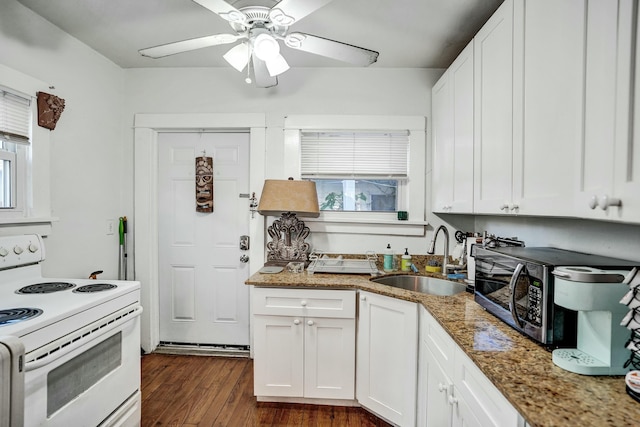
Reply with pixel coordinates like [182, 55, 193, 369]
[357, 291, 418, 427]
[418, 306, 519, 427]
[252, 287, 356, 400]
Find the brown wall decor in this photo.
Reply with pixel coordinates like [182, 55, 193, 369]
[195, 156, 214, 212]
[36, 92, 66, 130]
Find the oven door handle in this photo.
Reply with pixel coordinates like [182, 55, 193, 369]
[509, 263, 526, 328]
[24, 305, 143, 372]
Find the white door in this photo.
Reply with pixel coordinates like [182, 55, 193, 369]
[157, 132, 250, 346]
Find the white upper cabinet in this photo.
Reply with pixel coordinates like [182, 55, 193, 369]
[578, 0, 640, 222]
[432, 40, 474, 214]
[473, 0, 515, 214]
[512, 0, 586, 216]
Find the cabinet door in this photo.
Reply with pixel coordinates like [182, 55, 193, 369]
[433, 41, 475, 214]
[357, 291, 418, 427]
[454, 349, 519, 427]
[304, 317, 355, 400]
[423, 346, 453, 427]
[432, 68, 454, 213]
[450, 41, 475, 213]
[473, 0, 514, 214]
[512, 0, 586, 216]
[619, 0, 640, 222]
[577, 0, 623, 218]
[253, 315, 304, 397]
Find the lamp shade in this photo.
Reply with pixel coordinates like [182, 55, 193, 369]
[258, 179, 320, 218]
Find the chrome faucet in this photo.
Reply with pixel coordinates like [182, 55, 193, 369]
[427, 225, 450, 276]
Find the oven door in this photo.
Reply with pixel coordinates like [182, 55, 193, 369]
[23, 305, 142, 427]
[473, 249, 548, 343]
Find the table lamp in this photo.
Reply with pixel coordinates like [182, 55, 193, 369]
[258, 178, 319, 266]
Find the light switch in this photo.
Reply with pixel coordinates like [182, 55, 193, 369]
[106, 220, 115, 235]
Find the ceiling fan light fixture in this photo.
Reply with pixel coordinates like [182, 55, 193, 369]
[265, 54, 290, 77]
[253, 33, 280, 61]
[223, 42, 250, 72]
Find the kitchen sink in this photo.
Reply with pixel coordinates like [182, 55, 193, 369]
[371, 275, 467, 296]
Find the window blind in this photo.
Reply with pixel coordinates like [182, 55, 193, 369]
[300, 131, 410, 178]
[0, 89, 31, 145]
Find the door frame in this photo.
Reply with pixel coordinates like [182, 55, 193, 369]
[133, 113, 266, 353]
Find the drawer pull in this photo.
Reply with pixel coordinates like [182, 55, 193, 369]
[307, 320, 314, 326]
[300, 300, 308, 307]
[293, 319, 301, 325]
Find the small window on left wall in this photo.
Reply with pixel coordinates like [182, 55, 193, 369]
[0, 87, 31, 212]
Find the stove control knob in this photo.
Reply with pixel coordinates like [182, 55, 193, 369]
[28, 243, 39, 253]
[0, 247, 8, 257]
[13, 245, 23, 255]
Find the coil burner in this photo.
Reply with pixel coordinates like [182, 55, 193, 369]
[74, 283, 117, 293]
[0, 307, 43, 326]
[16, 282, 75, 294]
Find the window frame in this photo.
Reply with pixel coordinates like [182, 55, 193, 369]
[283, 115, 427, 231]
[0, 64, 53, 234]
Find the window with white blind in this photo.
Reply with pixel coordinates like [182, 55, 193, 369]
[283, 115, 426, 226]
[301, 131, 410, 212]
[0, 87, 31, 210]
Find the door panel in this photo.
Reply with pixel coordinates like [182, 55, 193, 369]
[158, 132, 250, 346]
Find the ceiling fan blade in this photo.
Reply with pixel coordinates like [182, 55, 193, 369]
[269, 0, 333, 26]
[139, 34, 242, 58]
[284, 33, 379, 66]
[192, 0, 247, 24]
[252, 56, 278, 88]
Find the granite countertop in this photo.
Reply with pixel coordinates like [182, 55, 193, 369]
[246, 268, 640, 427]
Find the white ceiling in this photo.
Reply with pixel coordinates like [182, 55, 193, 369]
[15, 0, 503, 70]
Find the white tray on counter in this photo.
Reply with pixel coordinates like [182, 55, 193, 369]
[307, 251, 380, 276]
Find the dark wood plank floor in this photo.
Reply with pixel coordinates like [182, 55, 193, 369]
[141, 353, 393, 427]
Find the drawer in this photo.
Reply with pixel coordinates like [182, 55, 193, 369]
[454, 348, 518, 427]
[419, 306, 456, 377]
[252, 287, 356, 319]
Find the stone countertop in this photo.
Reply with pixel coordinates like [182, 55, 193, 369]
[246, 270, 640, 427]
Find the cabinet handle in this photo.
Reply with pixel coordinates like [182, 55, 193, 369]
[509, 203, 519, 212]
[300, 300, 308, 307]
[500, 202, 509, 211]
[307, 320, 314, 326]
[588, 195, 598, 210]
[598, 195, 622, 211]
[293, 319, 300, 325]
[448, 395, 459, 406]
[360, 295, 366, 301]
[438, 383, 447, 393]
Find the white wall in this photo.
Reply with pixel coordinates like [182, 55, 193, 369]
[0, 0, 126, 278]
[123, 67, 447, 257]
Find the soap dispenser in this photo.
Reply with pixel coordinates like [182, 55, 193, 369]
[401, 248, 411, 272]
[383, 244, 394, 272]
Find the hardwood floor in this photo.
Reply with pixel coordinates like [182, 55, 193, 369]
[141, 353, 393, 427]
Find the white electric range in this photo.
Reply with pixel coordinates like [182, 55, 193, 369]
[0, 234, 142, 427]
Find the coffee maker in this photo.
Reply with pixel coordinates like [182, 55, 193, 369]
[551, 266, 632, 375]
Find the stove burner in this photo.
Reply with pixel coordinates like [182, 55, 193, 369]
[74, 283, 117, 293]
[16, 282, 75, 294]
[0, 308, 43, 326]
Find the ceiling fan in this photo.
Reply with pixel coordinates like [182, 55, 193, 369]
[138, 0, 379, 88]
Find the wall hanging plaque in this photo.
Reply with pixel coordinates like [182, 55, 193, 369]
[36, 92, 66, 130]
[195, 156, 213, 212]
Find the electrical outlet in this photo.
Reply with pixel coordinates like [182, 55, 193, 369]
[106, 220, 115, 235]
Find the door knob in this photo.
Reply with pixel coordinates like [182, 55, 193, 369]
[240, 254, 249, 263]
